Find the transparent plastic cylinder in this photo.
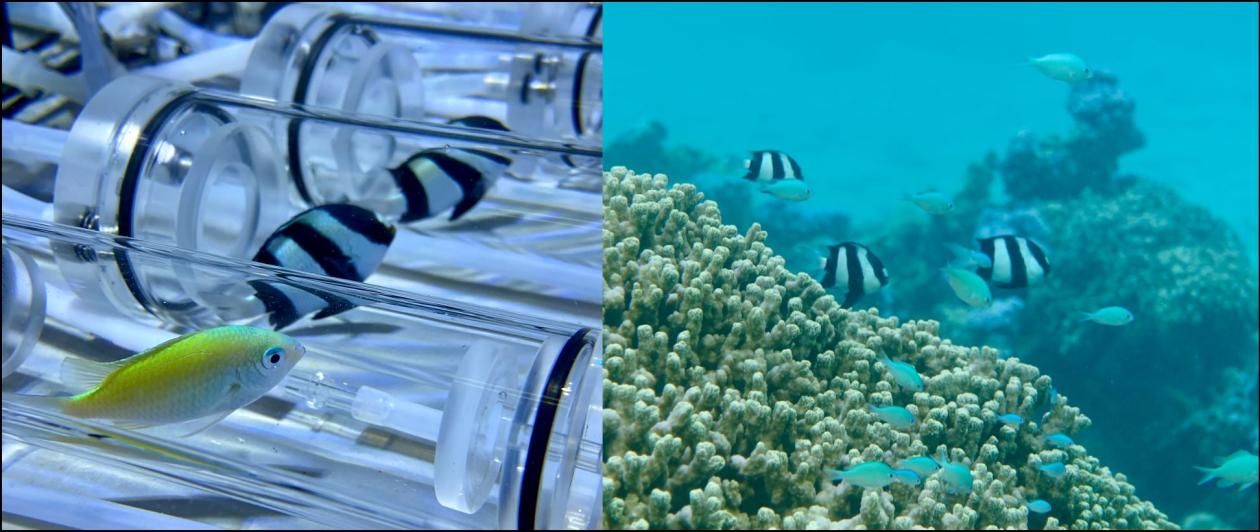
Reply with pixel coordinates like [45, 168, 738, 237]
[47, 75, 601, 318]
[1, 214, 602, 530]
[365, 3, 603, 41]
[243, 3, 602, 151]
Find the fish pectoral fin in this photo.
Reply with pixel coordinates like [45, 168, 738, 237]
[110, 419, 157, 431]
[136, 410, 237, 438]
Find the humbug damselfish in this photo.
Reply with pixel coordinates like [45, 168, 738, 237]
[250, 204, 396, 330]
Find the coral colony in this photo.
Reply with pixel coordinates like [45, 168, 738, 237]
[601, 167, 1176, 529]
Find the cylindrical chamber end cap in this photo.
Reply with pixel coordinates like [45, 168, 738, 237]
[2, 244, 47, 378]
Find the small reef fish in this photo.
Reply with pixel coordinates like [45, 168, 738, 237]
[935, 449, 974, 495]
[830, 461, 895, 489]
[1194, 451, 1258, 491]
[891, 469, 923, 486]
[1029, 53, 1093, 83]
[760, 179, 812, 201]
[941, 266, 992, 308]
[996, 413, 1024, 425]
[1039, 462, 1067, 478]
[820, 242, 890, 308]
[743, 150, 804, 183]
[390, 145, 512, 222]
[944, 242, 993, 270]
[904, 191, 954, 215]
[899, 456, 941, 479]
[869, 405, 916, 429]
[22, 326, 305, 434]
[1079, 306, 1134, 326]
[977, 235, 1050, 288]
[880, 353, 924, 392]
[1044, 433, 1074, 448]
[251, 204, 396, 330]
[1026, 499, 1052, 514]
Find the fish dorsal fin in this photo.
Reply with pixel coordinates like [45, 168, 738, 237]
[1218, 450, 1252, 464]
[60, 334, 189, 391]
[60, 356, 132, 391]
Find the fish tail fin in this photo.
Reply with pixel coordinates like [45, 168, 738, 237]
[1193, 466, 1216, 485]
[1077, 311, 1094, 322]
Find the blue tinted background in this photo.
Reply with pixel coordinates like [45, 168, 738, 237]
[606, 2, 1259, 264]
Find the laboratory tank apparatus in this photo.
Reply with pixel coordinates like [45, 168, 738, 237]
[242, 3, 602, 149]
[29, 75, 602, 323]
[1, 215, 602, 530]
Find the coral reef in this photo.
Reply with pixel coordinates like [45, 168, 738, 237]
[999, 70, 1144, 203]
[853, 68, 1257, 526]
[601, 167, 1176, 529]
[604, 122, 851, 275]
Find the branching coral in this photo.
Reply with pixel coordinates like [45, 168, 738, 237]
[602, 166, 1175, 529]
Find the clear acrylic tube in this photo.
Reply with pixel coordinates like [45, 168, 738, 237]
[1, 213, 602, 530]
[46, 75, 601, 319]
[242, 3, 602, 148]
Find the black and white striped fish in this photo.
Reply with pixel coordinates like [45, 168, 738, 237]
[250, 204, 396, 330]
[820, 242, 890, 308]
[976, 235, 1050, 288]
[743, 150, 804, 182]
[389, 145, 512, 223]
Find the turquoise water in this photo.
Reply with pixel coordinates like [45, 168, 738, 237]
[606, 2, 1259, 529]
[606, 2, 1258, 265]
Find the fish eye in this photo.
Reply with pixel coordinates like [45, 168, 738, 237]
[262, 347, 284, 369]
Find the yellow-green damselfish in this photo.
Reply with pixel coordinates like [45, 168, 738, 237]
[29, 326, 304, 434]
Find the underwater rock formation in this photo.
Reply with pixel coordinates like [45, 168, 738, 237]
[999, 71, 1144, 203]
[601, 167, 1176, 529]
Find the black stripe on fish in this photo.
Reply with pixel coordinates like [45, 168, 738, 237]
[318, 204, 396, 246]
[744, 151, 765, 181]
[770, 150, 785, 180]
[977, 236, 997, 281]
[785, 153, 804, 180]
[1002, 236, 1029, 288]
[426, 150, 490, 222]
[250, 279, 355, 330]
[1025, 238, 1050, 275]
[820, 242, 889, 308]
[821, 244, 841, 288]
[391, 160, 431, 223]
[448, 116, 509, 132]
[842, 242, 865, 307]
[520, 72, 532, 104]
[867, 247, 889, 285]
[249, 280, 300, 330]
[276, 221, 363, 281]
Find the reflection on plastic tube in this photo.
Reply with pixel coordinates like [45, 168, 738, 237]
[1, 213, 601, 529]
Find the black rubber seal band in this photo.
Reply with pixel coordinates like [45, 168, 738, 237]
[116, 94, 230, 315]
[517, 327, 593, 529]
